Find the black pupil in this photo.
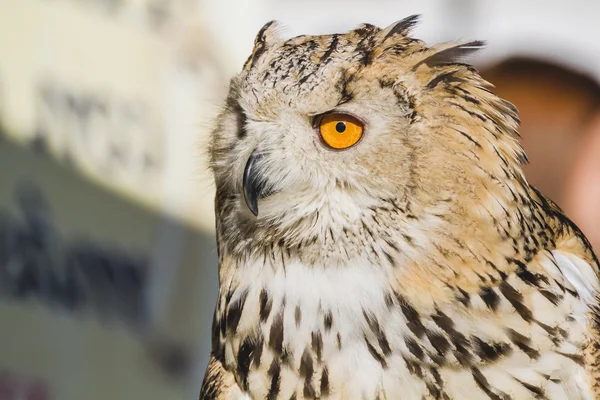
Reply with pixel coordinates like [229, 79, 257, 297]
[335, 122, 346, 133]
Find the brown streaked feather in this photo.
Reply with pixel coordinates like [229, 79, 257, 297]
[381, 14, 421, 40]
[199, 356, 243, 400]
[412, 40, 486, 70]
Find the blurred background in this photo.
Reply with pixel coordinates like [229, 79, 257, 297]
[0, 0, 599, 399]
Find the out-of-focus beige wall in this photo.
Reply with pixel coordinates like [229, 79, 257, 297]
[0, 0, 229, 232]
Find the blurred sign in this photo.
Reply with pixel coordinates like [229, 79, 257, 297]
[0, 182, 149, 326]
[0, 136, 218, 400]
[34, 78, 163, 185]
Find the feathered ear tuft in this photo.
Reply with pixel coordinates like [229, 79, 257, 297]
[412, 40, 486, 70]
[244, 21, 285, 70]
[381, 15, 421, 41]
[253, 20, 284, 48]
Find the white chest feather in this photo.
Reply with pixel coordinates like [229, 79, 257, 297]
[225, 258, 401, 398]
[217, 250, 599, 400]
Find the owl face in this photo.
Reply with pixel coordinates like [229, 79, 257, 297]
[210, 17, 523, 256]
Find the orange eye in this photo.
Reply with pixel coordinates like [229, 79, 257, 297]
[318, 113, 364, 150]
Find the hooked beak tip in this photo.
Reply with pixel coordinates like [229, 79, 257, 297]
[243, 150, 262, 217]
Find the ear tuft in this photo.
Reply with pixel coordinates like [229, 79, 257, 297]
[412, 40, 486, 70]
[244, 21, 284, 70]
[254, 20, 284, 48]
[381, 15, 421, 41]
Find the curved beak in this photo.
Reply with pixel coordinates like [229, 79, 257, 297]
[242, 149, 265, 216]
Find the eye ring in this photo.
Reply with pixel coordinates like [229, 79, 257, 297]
[315, 112, 365, 150]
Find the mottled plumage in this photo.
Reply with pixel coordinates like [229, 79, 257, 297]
[200, 16, 600, 399]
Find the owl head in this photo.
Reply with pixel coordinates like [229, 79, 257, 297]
[210, 16, 527, 264]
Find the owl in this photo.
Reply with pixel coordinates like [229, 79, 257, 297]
[199, 16, 600, 400]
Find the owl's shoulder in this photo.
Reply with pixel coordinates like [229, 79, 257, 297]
[199, 356, 247, 400]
